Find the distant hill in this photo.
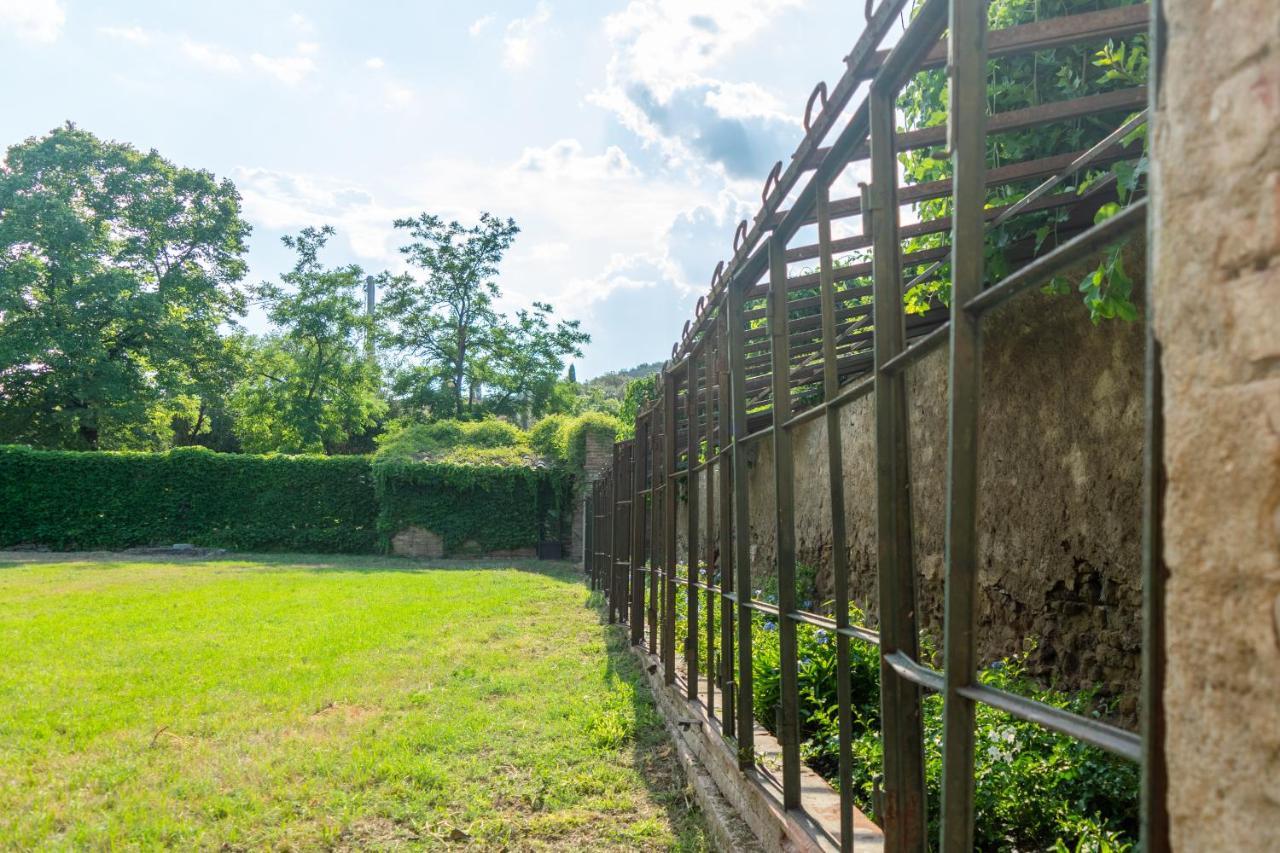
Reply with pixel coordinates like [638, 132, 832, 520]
[581, 361, 663, 399]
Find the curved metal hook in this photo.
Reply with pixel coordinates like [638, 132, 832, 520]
[710, 260, 725, 290]
[864, 0, 874, 23]
[696, 296, 707, 319]
[733, 220, 749, 253]
[682, 320, 691, 340]
[761, 160, 782, 205]
[803, 81, 828, 133]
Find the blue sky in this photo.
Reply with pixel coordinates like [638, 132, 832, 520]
[1, 0, 871, 377]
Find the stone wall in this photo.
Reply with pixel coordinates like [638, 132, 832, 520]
[571, 432, 618, 560]
[1155, 0, 1280, 846]
[675, 244, 1147, 709]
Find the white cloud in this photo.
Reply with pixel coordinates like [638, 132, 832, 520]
[589, 0, 804, 177]
[469, 14, 495, 37]
[295, 41, 320, 56]
[251, 52, 317, 85]
[181, 39, 242, 73]
[502, 1, 551, 70]
[234, 167, 407, 264]
[0, 0, 66, 43]
[288, 12, 314, 33]
[99, 25, 151, 45]
[365, 56, 385, 69]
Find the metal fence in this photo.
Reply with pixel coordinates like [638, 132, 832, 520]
[587, 1, 1166, 849]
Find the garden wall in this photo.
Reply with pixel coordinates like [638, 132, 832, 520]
[676, 242, 1147, 710]
[0, 446, 573, 559]
[0, 446, 378, 553]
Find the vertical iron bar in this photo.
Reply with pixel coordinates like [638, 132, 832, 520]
[662, 368, 678, 685]
[718, 310, 736, 739]
[768, 234, 802, 810]
[870, 79, 928, 850]
[584, 491, 593, 585]
[1141, 1, 1169, 847]
[705, 341, 716, 719]
[650, 404, 661, 655]
[727, 275, 755, 768]
[939, 0, 987, 848]
[632, 424, 647, 644]
[817, 180, 856, 852]
[686, 356, 701, 702]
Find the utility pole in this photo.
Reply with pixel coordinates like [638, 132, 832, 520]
[364, 275, 376, 360]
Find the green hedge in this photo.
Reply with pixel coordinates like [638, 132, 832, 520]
[372, 460, 572, 555]
[0, 445, 378, 553]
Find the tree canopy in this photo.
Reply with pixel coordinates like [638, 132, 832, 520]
[0, 124, 250, 449]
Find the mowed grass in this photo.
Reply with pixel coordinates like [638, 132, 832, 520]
[0, 553, 708, 850]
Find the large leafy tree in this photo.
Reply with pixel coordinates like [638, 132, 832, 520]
[0, 124, 250, 449]
[232, 226, 385, 453]
[484, 301, 589, 425]
[379, 212, 518, 418]
[379, 212, 589, 422]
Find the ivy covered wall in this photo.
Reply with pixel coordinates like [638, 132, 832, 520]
[0, 445, 573, 557]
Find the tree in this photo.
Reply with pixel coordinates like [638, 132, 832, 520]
[484, 302, 590, 425]
[379, 212, 590, 423]
[231, 227, 385, 453]
[0, 124, 250, 449]
[379, 212, 519, 418]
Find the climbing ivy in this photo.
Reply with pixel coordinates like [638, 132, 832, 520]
[372, 460, 572, 555]
[0, 445, 378, 552]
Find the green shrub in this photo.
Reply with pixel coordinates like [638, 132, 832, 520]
[0, 445, 377, 552]
[374, 418, 530, 465]
[557, 412, 621, 470]
[748, 594, 1138, 851]
[528, 414, 570, 460]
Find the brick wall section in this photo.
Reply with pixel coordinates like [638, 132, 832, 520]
[571, 432, 617, 560]
[1155, 2, 1280, 846]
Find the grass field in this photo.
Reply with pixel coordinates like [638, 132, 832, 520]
[0, 553, 707, 850]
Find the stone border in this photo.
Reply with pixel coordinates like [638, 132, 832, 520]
[629, 643, 884, 852]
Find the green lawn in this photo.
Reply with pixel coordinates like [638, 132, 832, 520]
[0, 553, 707, 850]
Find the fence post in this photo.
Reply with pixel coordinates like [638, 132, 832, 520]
[662, 367, 679, 685]
[685, 354, 701, 702]
[816, 179, 857, 851]
[727, 274, 755, 768]
[631, 421, 647, 644]
[870, 69, 928, 851]
[717, 310, 736, 739]
[768, 234, 802, 810]
[938, 0, 987, 848]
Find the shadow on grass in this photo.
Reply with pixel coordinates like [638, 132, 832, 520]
[0, 549, 585, 582]
[582, 587, 711, 851]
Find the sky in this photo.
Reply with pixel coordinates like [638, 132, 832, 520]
[0, 0, 873, 378]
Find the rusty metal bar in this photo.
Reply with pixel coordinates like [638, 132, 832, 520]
[939, 0, 988, 847]
[727, 264, 755, 769]
[662, 368, 678, 684]
[685, 352, 701, 703]
[816, 178, 856, 852]
[869, 67, 929, 851]
[717, 309, 736, 739]
[768, 234, 803, 810]
[703, 341, 716, 719]
[649, 405, 661, 655]
[631, 419, 647, 645]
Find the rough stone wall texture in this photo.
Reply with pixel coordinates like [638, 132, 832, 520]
[572, 432, 619, 560]
[1156, 1, 1280, 847]
[675, 247, 1147, 708]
